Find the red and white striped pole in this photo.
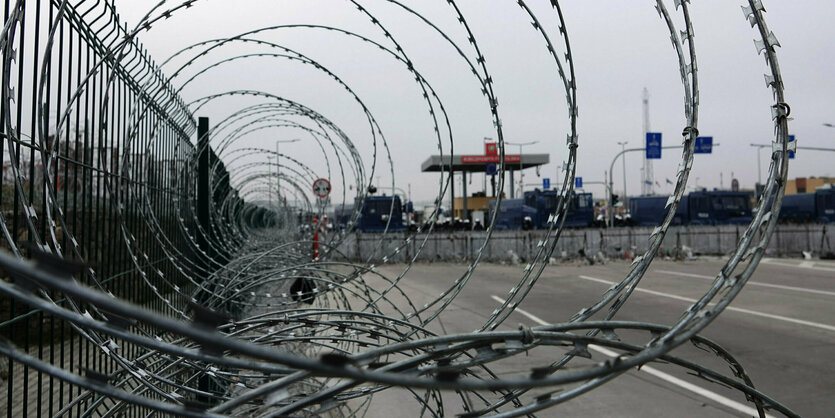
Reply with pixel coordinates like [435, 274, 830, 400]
[312, 217, 319, 262]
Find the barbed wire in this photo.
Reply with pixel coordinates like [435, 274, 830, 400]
[0, 0, 798, 416]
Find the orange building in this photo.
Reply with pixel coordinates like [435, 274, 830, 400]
[785, 177, 835, 194]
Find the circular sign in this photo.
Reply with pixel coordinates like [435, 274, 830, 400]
[312, 178, 331, 198]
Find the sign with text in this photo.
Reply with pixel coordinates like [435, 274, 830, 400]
[462, 155, 521, 164]
[646, 132, 662, 159]
[543, 178, 550, 189]
[695, 136, 713, 154]
[574, 176, 583, 189]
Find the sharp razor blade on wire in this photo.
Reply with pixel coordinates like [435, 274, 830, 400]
[0, 1, 798, 417]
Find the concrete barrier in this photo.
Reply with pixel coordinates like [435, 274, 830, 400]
[332, 224, 835, 262]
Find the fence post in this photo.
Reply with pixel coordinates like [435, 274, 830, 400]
[195, 117, 214, 403]
[600, 228, 607, 256]
[600, 229, 608, 255]
[526, 232, 532, 261]
[434, 233, 438, 261]
[452, 233, 457, 261]
[355, 232, 361, 260]
[488, 232, 493, 260]
[197, 117, 211, 270]
[405, 232, 411, 261]
[776, 226, 782, 257]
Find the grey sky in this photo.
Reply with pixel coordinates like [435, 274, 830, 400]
[118, 1, 834, 206]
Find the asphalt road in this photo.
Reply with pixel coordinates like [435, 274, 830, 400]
[359, 257, 835, 417]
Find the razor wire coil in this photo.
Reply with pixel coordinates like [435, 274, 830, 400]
[0, 1, 797, 417]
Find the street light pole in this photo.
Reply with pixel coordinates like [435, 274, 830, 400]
[793, 146, 835, 152]
[752, 141, 835, 185]
[506, 140, 538, 197]
[607, 144, 720, 227]
[617, 141, 628, 206]
[276, 138, 300, 207]
[749, 143, 768, 186]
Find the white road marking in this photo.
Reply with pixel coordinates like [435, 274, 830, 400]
[655, 269, 835, 297]
[760, 258, 835, 272]
[489, 295, 773, 418]
[578, 275, 835, 333]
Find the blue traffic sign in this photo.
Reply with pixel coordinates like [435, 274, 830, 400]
[543, 177, 551, 189]
[485, 163, 497, 175]
[574, 176, 583, 189]
[695, 136, 712, 154]
[646, 132, 662, 159]
[788, 135, 795, 159]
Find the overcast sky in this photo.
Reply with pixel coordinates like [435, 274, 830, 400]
[118, 1, 835, 206]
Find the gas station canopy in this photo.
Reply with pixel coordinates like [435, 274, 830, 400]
[421, 154, 550, 173]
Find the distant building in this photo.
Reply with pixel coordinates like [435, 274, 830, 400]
[452, 193, 502, 219]
[785, 177, 835, 194]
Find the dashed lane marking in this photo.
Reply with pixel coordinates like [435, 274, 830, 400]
[490, 295, 774, 418]
[655, 269, 835, 297]
[760, 258, 835, 272]
[578, 275, 835, 333]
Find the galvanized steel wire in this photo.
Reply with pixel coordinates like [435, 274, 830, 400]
[0, 0, 797, 416]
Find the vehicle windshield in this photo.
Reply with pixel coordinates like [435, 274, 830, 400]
[366, 199, 395, 215]
[543, 195, 558, 212]
[577, 193, 591, 208]
[716, 196, 749, 210]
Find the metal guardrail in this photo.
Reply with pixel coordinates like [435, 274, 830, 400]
[0, 1, 798, 417]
